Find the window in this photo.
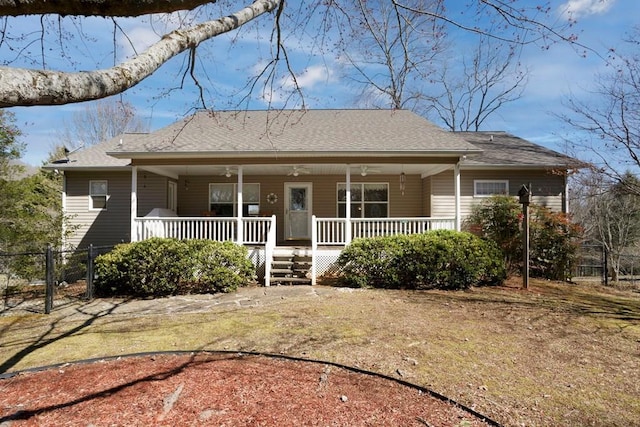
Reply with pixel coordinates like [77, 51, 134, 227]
[209, 183, 260, 216]
[337, 183, 388, 218]
[89, 180, 108, 210]
[474, 180, 509, 197]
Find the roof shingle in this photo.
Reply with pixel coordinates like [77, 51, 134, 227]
[109, 109, 481, 156]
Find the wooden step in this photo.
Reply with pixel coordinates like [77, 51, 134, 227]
[269, 276, 312, 284]
[271, 268, 295, 274]
[268, 246, 313, 286]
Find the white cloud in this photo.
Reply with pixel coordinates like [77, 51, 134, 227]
[291, 65, 334, 89]
[118, 26, 161, 59]
[560, 0, 615, 19]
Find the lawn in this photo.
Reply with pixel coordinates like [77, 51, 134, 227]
[1, 278, 639, 426]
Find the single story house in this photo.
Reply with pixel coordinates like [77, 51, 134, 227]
[47, 109, 577, 285]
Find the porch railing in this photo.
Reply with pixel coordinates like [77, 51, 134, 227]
[312, 216, 456, 246]
[134, 216, 275, 245]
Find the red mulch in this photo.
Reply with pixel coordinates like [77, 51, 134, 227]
[0, 353, 493, 426]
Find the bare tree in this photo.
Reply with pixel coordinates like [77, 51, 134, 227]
[425, 35, 529, 131]
[560, 28, 640, 194]
[335, 0, 446, 110]
[0, 0, 586, 108]
[57, 99, 148, 148]
[572, 170, 640, 281]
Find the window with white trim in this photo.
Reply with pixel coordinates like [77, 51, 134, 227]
[337, 183, 388, 218]
[209, 183, 260, 216]
[89, 180, 108, 210]
[474, 180, 509, 197]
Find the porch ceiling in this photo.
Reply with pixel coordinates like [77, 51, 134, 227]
[140, 163, 453, 179]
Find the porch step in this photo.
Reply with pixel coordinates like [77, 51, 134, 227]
[268, 246, 312, 286]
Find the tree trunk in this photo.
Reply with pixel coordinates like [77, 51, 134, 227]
[0, 0, 215, 17]
[0, 0, 279, 107]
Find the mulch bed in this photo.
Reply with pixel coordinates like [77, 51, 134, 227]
[0, 352, 494, 426]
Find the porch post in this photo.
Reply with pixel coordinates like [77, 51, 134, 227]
[345, 164, 352, 244]
[131, 166, 138, 241]
[236, 166, 244, 244]
[61, 172, 67, 250]
[454, 161, 461, 231]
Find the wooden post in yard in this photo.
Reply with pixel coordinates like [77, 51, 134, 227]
[45, 244, 54, 314]
[518, 184, 531, 289]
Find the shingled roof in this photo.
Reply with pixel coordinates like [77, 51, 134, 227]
[456, 131, 576, 168]
[45, 111, 579, 171]
[107, 109, 482, 158]
[47, 135, 131, 170]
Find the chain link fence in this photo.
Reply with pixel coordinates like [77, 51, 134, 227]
[0, 245, 113, 315]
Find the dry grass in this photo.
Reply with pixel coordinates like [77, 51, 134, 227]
[1, 278, 639, 426]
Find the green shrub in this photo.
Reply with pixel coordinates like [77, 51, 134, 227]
[94, 238, 255, 297]
[334, 236, 401, 288]
[530, 206, 583, 281]
[464, 195, 522, 273]
[336, 230, 505, 290]
[464, 195, 583, 281]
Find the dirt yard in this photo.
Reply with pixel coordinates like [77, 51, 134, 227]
[1, 278, 639, 426]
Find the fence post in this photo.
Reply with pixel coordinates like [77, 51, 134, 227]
[603, 246, 609, 286]
[86, 244, 94, 300]
[45, 244, 54, 314]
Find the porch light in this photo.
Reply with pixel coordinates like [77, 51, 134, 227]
[400, 172, 406, 196]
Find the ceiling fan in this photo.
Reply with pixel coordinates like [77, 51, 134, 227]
[287, 166, 310, 177]
[359, 165, 381, 176]
[220, 167, 236, 178]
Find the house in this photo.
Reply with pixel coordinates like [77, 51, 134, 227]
[47, 109, 577, 285]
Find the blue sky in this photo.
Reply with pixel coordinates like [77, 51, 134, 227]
[2, 0, 637, 166]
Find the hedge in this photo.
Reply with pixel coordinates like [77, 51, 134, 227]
[336, 230, 506, 290]
[94, 238, 255, 297]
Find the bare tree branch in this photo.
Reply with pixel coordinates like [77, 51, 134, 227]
[0, 0, 279, 107]
[0, 0, 218, 18]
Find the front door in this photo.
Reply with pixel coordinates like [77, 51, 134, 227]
[284, 182, 312, 240]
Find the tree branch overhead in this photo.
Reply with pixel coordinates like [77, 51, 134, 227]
[0, 0, 217, 18]
[0, 0, 280, 107]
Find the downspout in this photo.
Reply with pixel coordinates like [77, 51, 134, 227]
[237, 166, 244, 244]
[131, 166, 138, 242]
[454, 160, 461, 231]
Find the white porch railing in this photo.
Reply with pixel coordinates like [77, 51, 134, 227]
[136, 216, 454, 286]
[134, 216, 275, 245]
[312, 216, 456, 246]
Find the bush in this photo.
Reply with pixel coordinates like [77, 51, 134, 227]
[463, 195, 522, 273]
[530, 206, 582, 281]
[94, 238, 255, 297]
[336, 230, 506, 290]
[464, 196, 583, 281]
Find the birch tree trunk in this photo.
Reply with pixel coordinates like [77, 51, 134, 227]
[0, 0, 279, 107]
[0, 0, 217, 17]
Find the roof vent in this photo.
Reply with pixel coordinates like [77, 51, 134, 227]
[490, 134, 494, 141]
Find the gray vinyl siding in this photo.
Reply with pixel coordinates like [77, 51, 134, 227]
[65, 170, 168, 248]
[65, 171, 131, 248]
[430, 169, 566, 219]
[138, 172, 169, 216]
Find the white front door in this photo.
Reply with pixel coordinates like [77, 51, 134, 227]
[284, 182, 312, 240]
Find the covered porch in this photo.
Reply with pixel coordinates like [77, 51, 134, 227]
[129, 161, 461, 285]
